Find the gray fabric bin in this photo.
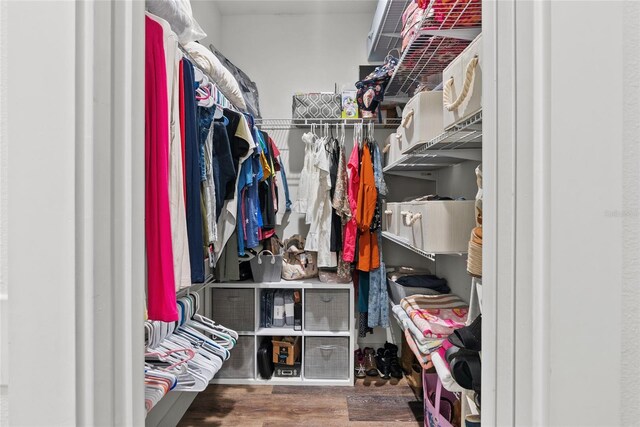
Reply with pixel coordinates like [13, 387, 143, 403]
[304, 337, 349, 380]
[216, 335, 255, 379]
[304, 289, 349, 331]
[210, 288, 255, 332]
[387, 278, 441, 305]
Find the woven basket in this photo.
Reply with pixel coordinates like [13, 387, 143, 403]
[467, 226, 482, 278]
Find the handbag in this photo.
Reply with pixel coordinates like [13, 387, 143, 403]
[292, 93, 341, 119]
[281, 235, 319, 280]
[249, 250, 283, 283]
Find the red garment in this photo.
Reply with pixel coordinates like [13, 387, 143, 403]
[342, 144, 360, 262]
[145, 16, 178, 321]
[179, 60, 187, 200]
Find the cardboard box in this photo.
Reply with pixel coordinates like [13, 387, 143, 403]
[272, 336, 301, 365]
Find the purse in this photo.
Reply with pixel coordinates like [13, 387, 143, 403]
[249, 250, 283, 283]
[281, 235, 319, 280]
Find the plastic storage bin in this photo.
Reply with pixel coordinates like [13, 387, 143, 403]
[387, 278, 442, 305]
[304, 289, 350, 331]
[304, 337, 350, 379]
[210, 288, 255, 332]
[398, 200, 475, 253]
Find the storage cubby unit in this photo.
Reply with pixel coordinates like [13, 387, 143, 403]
[205, 279, 355, 386]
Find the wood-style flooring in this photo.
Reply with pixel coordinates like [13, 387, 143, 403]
[178, 377, 423, 426]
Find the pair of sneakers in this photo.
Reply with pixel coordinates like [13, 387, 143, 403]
[354, 348, 377, 378]
[354, 343, 403, 379]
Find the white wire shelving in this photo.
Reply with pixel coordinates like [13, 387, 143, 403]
[382, 231, 467, 261]
[384, 0, 482, 100]
[383, 110, 482, 178]
[254, 117, 401, 130]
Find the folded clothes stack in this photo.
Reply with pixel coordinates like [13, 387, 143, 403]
[391, 293, 468, 376]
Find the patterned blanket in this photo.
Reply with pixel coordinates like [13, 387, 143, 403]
[400, 294, 468, 338]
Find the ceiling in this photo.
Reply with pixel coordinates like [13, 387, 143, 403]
[213, 0, 378, 16]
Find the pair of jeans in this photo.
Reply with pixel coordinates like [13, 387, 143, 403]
[182, 59, 204, 284]
[368, 231, 389, 328]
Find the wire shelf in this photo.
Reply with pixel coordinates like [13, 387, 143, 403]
[382, 231, 467, 260]
[254, 118, 401, 130]
[384, 110, 482, 174]
[384, 0, 482, 98]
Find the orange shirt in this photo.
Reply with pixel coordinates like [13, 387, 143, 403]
[356, 146, 380, 271]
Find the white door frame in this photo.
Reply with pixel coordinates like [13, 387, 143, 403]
[3, 1, 145, 425]
[484, 1, 640, 426]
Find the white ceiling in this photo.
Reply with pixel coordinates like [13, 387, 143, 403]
[213, 0, 378, 16]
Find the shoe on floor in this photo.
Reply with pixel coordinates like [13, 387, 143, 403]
[363, 347, 378, 377]
[384, 342, 404, 379]
[376, 348, 392, 379]
[354, 349, 367, 378]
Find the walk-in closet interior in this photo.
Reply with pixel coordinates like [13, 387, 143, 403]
[5, 0, 640, 427]
[143, 1, 482, 426]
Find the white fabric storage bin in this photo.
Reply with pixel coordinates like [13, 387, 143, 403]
[384, 202, 402, 236]
[386, 130, 408, 167]
[210, 288, 255, 332]
[398, 91, 444, 152]
[398, 200, 476, 253]
[216, 335, 255, 379]
[442, 34, 482, 129]
[305, 289, 349, 331]
[304, 337, 350, 380]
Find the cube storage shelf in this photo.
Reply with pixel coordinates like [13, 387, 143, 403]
[204, 278, 356, 386]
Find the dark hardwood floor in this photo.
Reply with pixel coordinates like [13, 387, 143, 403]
[178, 377, 423, 426]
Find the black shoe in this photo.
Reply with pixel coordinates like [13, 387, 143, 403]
[383, 342, 403, 379]
[376, 348, 392, 379]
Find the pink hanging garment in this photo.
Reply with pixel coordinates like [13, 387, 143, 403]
[145, 16, 178, 321]
[342, 143, 360, 262]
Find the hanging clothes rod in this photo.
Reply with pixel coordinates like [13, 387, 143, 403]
[254, 118, 401, 130]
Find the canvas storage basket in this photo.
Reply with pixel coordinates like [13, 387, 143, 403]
[385, 131, 409, 167]
[384, 202, 402, 236]
[398, 91, 444, 152]
[398, 200, 475, 253]
[442, 34, 482, 130]
[292, 93, 341, 119]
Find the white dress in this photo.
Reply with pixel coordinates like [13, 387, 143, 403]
[304, 137, 337, 267]
[294, 132, 315, 222]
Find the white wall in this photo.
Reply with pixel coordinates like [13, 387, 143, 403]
[191, 0, 224, 49]
[219, 12, 373, 118]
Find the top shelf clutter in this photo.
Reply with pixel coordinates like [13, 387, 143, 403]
[384, 0, 482, 99]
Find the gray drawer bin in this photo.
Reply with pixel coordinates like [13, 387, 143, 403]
[304, 289, 349, 331]
[304, 337, 349, 380]
[216, 335, 255, 379]
[210, 288, 255, 332]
